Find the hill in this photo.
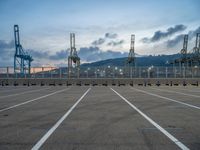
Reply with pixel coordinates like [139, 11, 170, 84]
[81, 54, 181, 67]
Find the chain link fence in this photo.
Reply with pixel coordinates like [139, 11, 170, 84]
[0, 66, 200, 78]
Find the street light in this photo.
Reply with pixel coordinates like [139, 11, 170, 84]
[87, 68, 90, 78]
[113, 67, 118, 78]
[147, 66, 154, 78]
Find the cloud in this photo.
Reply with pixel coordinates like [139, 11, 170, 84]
[0, 40, 14, 49]
[0, 40, 15, 66]
[78, 46, 127, 62]
[141, 24, 187, 43]
[29, 49, 69, 60]
[91, 38, 106, 46]
[49, 50, 68, 60]
[29, 49, 49, 59]
[188, 26, 200, 38]
[107, 40, 124, 46]
[91, 32, 118, 46]
[105, 33, 118, 39]
[166, 34, 184, 48]
[166, 26, 200, 48]
[28, 46, 127, 63]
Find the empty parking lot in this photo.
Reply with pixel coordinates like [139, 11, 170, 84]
[0, 85, 199, 150]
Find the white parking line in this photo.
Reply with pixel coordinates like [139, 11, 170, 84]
[0, 87, 51, 99]
[165, 86, 200, 93]
[150, 87, 200, 98]
[111, 88, 190, 150]
[0, 86, 28, 92]
[0, 88, 70, 113]
[31, 88, 91, 150]
[132, 87, 200, 110]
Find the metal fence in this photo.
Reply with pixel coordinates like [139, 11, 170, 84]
[0, 66, 200, 78]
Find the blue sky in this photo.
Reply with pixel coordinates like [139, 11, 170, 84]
[0, 0, 200, 66]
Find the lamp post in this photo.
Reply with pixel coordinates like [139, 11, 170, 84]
[113, 67, 118, 78]
[87, 68, 90, 78]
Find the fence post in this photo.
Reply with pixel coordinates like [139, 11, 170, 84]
[51, 67, 53, 79]
[7, 67, 9, 78]
[174, 67, 176, 78]
[165, 67, 168, 78]
[59, 68, 62, 79]
[130, 67, 133, 78]
[42, 67, 44, 78]
[139, 67, 141, 78]
[95, 68, 97, 78]
[157, 67, 159, 78]
[15, 69, 17, 79]
[33, 68, 35, 78]
[192, 67, 194, 78]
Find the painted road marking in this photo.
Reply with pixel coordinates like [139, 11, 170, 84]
[132, 87, 200, 110]
[0, 86, 29, 93]
[111, 88, 190, 150]
[0, 87, 51, 99]
[150, 87, 200, 98]
[31, 88, 91, 150]
[167, 87, 200, 93]
[0, 88, 70, 113]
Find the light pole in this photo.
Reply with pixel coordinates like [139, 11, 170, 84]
[113, 67, 118, 78]
[87, 68, 90, 78]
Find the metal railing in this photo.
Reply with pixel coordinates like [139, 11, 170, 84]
[0, 66, 200, 78]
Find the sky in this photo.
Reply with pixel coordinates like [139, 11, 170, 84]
[0, 0, 200, 66]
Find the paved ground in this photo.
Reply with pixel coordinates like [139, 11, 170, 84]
[0, 85, 199, 150]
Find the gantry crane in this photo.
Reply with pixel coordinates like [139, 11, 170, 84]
[127, 34, 136, 67]
[172, 34, 189, 67]
[190, 33, 200, 65]
[172, 33, 200, 67]
[193, 33, 200, 54]
[126, 34, 136, 78]
[14, 25, 33, 75]
[68, 33, 80, 78]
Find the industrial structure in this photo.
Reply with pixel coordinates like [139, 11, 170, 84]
[14, 25, 33, 75]
[68, 33, 80, 78]
[172, 34, 189, 67]
[126, 34, 136, 78]
[190, 33, 200, 65]
[127, 34, 136, 67]
[172, 33, 200, 67]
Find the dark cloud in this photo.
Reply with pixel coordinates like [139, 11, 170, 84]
[142, 24, 187, 43]
[166, 26, 200, 48]
[166, 34, 184, 48]
[49, 50, 68, 60]
[188, 26, 200, 38]
[0, 40, 15, 66]
[91, 32, 118, 46]
[91, 38, 105, 46]
[29, 49, 49, 59]
[78, 46, 128, 62]
[29, 49, 68, 60]
[107, 40, 124, 46]
[30, 46, 127, 63]
[0, 40, 14, 49]
[105, 33, 118, 39]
